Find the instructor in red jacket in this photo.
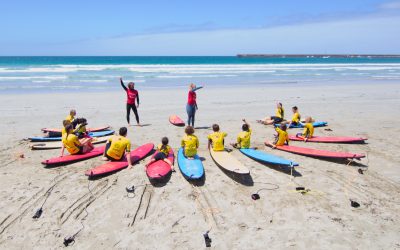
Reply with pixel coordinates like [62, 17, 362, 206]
[120, 77, 140, 126]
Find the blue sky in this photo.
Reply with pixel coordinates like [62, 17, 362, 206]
[1, 0, 400, 55]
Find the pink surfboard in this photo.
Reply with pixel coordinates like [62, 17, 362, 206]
[288, 135, 367, 143]
[42, 126, 110, 133]
[146, 149, 174, 179]
[169, 115, 185, 127]
[42, 145, 106, 166]
[85, 143, 154, 177]
[275, 145, 365, 159]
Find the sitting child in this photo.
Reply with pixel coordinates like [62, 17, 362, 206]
[181, 126, 199, 159]
[288, 106, 301, 127]
[296, 116, 314, 141]
[146, 137, 173, 170]
[257, 102, 285, 125]
[265, 124, 289, 148]
[207, 124, 227, 151]
[231, 119, 252, 149]
[102, 127, 133, 168]
[73, 118, 88, 138]
[61, 124, 93, 156]
[66, 109, 76, 124]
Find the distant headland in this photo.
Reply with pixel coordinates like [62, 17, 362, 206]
[236, 54, 400, 58]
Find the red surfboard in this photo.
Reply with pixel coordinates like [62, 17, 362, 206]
[169, 115, 185, 127]
[85, 143, 154, 177]
[288, 135, 367, 143]
[42, 145, 106, 166]
[146, 148, 174, 179]
[275, 145, 365, 159]
[41, 126, 110, 133]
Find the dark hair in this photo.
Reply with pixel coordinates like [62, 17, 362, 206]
[63, 120, 71, 127]
[76, 117, 87, 125]
[185, 126, 195, 135]
[119, 127, 128, 136]
[128, 82, 135, 89]
[280, 124, 287, 131]
[161, 137, 169, 145]
[212, 124, 220, 132]
[65, 124, 73, 132]
[72, 117, 87, 128]
[278, 102, 282, 107]
[292, 106, 298, 111]
[160, 137, 169, 151]
[242, 123, 249, 132]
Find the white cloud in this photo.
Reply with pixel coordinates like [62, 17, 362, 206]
[380, 0, 400, 9]
[3, 15, 400, 55]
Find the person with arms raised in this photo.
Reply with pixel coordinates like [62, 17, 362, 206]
[120, 77, 140, 126]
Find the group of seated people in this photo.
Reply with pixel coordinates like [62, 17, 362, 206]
[60, 109, 94, 156]
[59, 103, 315, 169]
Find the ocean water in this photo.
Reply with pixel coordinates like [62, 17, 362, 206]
[0, 56, 400, 93]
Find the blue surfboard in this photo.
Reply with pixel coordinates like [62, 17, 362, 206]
[29, 130, 115, 142]
[240, 148, 298, 167]
[177, 148, 204, 180]
[275, 121, 328, 129]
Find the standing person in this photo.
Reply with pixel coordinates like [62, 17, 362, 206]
[186, 83, 203, 127]
[120, 77, 140, 126]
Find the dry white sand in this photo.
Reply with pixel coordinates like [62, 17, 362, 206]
[0, 81, 399, 249]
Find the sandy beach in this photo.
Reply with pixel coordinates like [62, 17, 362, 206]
[0, 81, 399, 249]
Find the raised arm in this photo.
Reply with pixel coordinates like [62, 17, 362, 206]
[120, 78, 127, 91]
[192, 86, 203, 92]
[242, 119, 250, 128]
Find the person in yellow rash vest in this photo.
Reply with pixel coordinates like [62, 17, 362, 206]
[102, 127, 132, 168]
[207, 124, 227, 151]
[287, 106, 301, 128]
[257, 102, 284, 125]
[231, 119, 252, 149]
[60, 124, 93, 156]
[61, 120, 71, 136]
[296, 116, 314, 142]
[65, 109, 76, 123]
[181, 126, 199, 159]
[265, 124, 289, 148]
[146, 137, 174, 170]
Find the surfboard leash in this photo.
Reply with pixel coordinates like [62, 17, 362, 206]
[190, 183, 217, 248]
[63, 178, 93, 247]
[32, 168, 63, 219]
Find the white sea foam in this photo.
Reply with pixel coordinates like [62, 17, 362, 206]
[1, 63, 400, 74]
[0, 76, 68, 81]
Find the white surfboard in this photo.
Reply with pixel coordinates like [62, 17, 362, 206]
[30, 136, 111, 150]
[209, 149, 250, 174]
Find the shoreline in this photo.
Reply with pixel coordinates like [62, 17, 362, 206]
[1, 78, 399, 95]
